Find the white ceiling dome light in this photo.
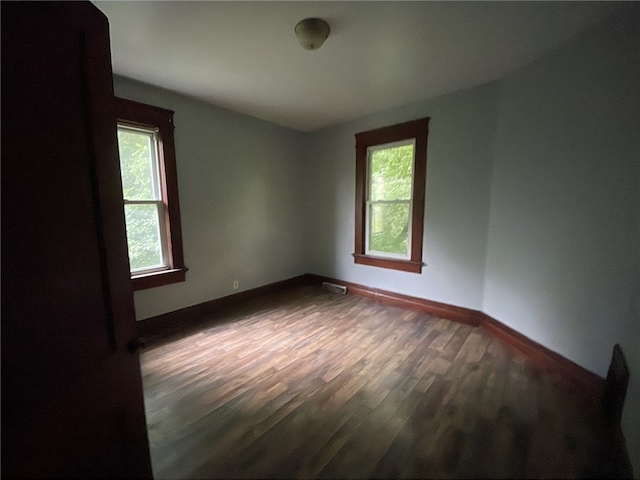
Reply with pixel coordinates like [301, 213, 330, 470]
[294, 18, 330, 51]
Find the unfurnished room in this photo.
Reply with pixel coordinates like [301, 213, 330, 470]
[2, 1, 639, 478]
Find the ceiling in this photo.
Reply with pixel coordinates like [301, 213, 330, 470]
[95, 1, 622, 132]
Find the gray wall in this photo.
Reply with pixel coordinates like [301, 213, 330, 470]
[114, 77, 309, 320]
[482, 10, 639, 470]
[484, 3, 638, 378]
[304, 83, 498, 310]
[115, 7, 639, 470]
[304, 9, 639, 470]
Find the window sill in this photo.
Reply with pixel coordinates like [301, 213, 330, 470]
[131, 267, 188, 291]
[352, 253, 423, 273]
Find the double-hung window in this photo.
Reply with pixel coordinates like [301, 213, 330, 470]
[116, 97, 186, 290]
[354, 118, 429, 273]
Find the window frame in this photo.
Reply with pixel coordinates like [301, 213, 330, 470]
[116, 97, 187, 290]
[118, 124, 169, 274]
[365, 138, 416, 260]
[354, 117, 429, 273]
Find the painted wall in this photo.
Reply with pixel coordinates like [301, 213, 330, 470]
[115, 8, 639, 470]
[481, 8, 639, 469]
[484, 5, 638, 377]
[114, 77, 309, 320]
[304, 83, 498, 310]
[304, 9, 639, 470]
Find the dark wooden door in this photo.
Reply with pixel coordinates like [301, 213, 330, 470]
[1, 2, 153, 477]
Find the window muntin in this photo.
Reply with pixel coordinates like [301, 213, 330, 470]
[365, 140, 415, 259]
[117, 124, 170, 275]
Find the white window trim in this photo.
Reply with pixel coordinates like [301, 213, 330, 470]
[118, 123, 171, 276]
[364, 139, 416, 260]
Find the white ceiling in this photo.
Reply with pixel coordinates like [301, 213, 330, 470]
[95, 1, 622, 132]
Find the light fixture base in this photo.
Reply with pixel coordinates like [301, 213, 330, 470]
[295, 18, 330, 51]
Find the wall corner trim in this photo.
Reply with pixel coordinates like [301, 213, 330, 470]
[139, 272, 604, 397]
[478, 312, 604, 395]
[307, 274, 604, 396]
[137, 273, 315, 344]
[311, 275, 481, 327]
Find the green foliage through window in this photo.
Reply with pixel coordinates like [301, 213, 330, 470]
[117, 126, 165, 271]
[124, 204, 163, 270]
[367, 143, 414, 256]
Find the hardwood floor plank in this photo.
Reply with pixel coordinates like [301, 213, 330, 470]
[140, 285, 615, 479]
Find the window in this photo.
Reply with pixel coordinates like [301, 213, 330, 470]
[116, 97, 186, 290]
[353, 118, 429, 273]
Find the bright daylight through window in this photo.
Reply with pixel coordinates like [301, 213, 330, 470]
[367, 141, 415, 258]
[118, 125, 166, 272]
[116, 97, 186, 290]
[354, 118, 429, 273]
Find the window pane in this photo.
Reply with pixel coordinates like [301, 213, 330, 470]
[117, 128, 159, 200]
[368, 202, 410, 255]
[369, 144, 414, 201]
[124, 204, 164, 271]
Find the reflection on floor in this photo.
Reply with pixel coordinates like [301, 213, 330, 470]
[140, 285, 618, 478]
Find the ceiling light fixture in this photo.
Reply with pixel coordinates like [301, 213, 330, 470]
[294, 18, 330, 51]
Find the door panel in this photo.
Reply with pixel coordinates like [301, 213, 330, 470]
[2, 2, 152, 477]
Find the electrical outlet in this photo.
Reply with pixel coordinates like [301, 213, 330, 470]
[233, 280, 239, 290]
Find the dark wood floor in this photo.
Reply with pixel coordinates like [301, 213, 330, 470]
[140, 286, 610, 479]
